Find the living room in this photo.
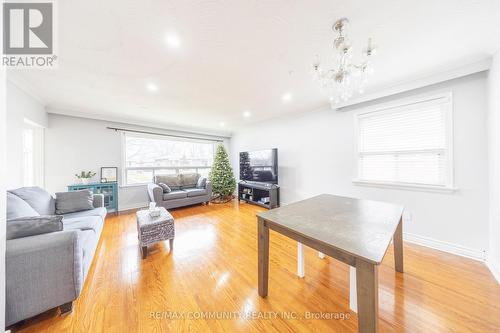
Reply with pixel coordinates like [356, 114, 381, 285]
[1, 1, 500, 332]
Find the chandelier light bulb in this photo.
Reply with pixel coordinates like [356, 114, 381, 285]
[313, 55, 321, 67]
[334, 36, 346, 50]
[340, 40, 352, 54]
[364, 38, 377, 57]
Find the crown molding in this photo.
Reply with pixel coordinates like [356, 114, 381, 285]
[7, 56, 492, 134]
[6, 71, 47, 105]
[47, 107, 233, 139]
[332, 57, 492, 110]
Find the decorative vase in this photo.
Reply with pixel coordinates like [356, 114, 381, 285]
[81, 178, 89, 184]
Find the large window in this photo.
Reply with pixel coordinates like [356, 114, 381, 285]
[22, 120, 44, 187]
[123, 133, 216, 185]
[355, 94, 453, 190]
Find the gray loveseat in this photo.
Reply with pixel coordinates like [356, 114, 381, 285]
[6, 187, 106, 326]
[147, 173, 212, 209]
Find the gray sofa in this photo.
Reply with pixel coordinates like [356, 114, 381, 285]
[147, 173, 212, 209]
[6, 187, 106, 326]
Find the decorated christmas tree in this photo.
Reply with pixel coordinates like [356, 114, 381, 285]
[209, 143, 236, 202]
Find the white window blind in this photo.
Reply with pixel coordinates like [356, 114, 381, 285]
[356, 95, 453, 189]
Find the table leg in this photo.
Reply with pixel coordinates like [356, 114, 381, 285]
[297, 242, 305, 278]
[349, 266, 357, 312]
[393, 217, 404, 273]
[318, 252, 325, 259]
[141, 246, 148, 259]
[169, 238, 174, 250]
[258, 218, 269, 297]
[356, 260, 379, 333]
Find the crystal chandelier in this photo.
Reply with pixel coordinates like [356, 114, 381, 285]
[312, 18, 377, 105]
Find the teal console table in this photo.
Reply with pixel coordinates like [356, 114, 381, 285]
[67, 182, 118, 212]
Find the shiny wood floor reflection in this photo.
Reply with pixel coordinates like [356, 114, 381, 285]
[14, 200, 500, 332]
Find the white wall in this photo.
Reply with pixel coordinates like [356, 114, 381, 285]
[0, 28, 7, 329]
[6, 81, 48, 190]
[3, 78, 47, 327]
[231, 72, 489, 258]
[45, 114, 230, 210]
[488, 50, 500, 281]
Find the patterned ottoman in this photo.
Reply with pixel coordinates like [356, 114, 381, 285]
[136, 207, 175, 259]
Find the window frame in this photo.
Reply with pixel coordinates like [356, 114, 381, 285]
[22, 119, 44, 187]
[353, 92, 456, 193]
[120, 132, 216, 187]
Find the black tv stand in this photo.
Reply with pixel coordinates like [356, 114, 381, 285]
[238, 181, 280, 209]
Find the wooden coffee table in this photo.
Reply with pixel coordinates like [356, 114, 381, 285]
[256, 194, 404, 333]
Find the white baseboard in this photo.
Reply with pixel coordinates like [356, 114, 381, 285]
[486, 258, 500, 284]
[403, 232, 486, 261]
[118, 202, 148, 212]
[115, 200, 498, 280]
[275, 202, 489, 262]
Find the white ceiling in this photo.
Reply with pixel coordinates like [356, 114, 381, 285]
[8, 0, 500, 134]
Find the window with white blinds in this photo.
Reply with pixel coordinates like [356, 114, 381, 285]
[356, 94, 453, 189]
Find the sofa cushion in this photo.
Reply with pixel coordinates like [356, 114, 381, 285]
[180, 173, 200, 189]
[196, 177, 207, 189]
[6, 192, 40, 220]
[158, 182, 172, 193]
[163, 190, 187, 200]
[55, 190, 94, 214]
[62, 207, 107, 221]
[155, 174, 182, 190]
[184, 188, 207, 197]
[9, 187, 56, 215]
[6, 215, 63, 240]
[62, 215, 101, 232]
[79, 229, 99, 278]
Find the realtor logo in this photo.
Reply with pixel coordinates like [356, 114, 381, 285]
[2, 1, 57, 67]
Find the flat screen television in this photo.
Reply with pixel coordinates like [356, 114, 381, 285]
[239, 149, 278, 184]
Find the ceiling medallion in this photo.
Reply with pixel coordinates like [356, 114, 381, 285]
[312, 18, 377, 106]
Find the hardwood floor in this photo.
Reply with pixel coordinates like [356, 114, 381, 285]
[13, 200, 500, 332]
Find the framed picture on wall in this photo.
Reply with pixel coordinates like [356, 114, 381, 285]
[101, 167, 118, 183]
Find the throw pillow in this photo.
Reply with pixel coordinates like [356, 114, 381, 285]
[9, 186, 56, 215]
[55, 190, 94, 214]
[180, 173, 200, 189]
[7, 192, 40, 220]
[155, 174, 182, 190]
[158, 183, 172, 193]
[196, 177, 207, 189]
[7, 215, 63, 240]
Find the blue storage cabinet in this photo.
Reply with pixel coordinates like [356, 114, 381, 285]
[67, 182, 118, 212]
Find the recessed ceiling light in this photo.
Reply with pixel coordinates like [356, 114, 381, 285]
[243, 111, 251, 118]
[147, 83, 158, 92]
[165, 34, 181, 48]
[282, 93, 292, 102]
[219, 122, 226, 127]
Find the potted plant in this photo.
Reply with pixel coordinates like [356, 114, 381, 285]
[209, 144, 236, 203]
[75, 171, 96, 184]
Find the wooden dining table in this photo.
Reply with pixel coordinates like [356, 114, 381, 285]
[256, 194, 404, 333]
